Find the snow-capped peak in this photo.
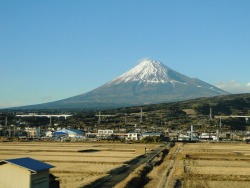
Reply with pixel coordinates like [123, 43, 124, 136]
[109, 59, 180, 85]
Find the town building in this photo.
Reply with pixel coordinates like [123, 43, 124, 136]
[25, 127, 41, 138]
[53, 128, 83, 138]
[178, 133, 190, 141]
[98, 129, 113, 136]
[141, 132, 163, 138]
[126, 133, 141, 140]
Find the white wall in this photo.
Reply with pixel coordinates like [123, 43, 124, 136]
[0, 163, 30, 188]
[0, 163, 51, 188]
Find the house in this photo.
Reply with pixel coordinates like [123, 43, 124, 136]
[126, 133, 141, 140]
[0, 157, 54, 188]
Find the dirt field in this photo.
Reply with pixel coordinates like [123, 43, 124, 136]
[156, 142, 250, 188]
[2, 142, 250, 188]
[0, 141, 158, 188]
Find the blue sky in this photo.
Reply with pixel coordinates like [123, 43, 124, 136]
[1, 0, 250, 108]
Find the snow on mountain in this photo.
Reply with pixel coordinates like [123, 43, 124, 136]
[108, 59, 186, 85]
[103, 58, 228, 98]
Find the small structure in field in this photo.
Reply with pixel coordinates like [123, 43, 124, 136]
[0, 157, 54, 188]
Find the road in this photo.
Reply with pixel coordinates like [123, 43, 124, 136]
[95, 143, 168, 188]
[157, 143, 182, 188]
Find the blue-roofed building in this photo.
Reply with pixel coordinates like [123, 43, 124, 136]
[0, 157, 54, 188]
[53, 128, 84, 138]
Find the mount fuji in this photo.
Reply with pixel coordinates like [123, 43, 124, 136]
[16, 59, 229, 110]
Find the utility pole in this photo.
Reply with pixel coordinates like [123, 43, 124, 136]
[190, 126, 193, 141]
[98, 111, 101, 125]
[219, 117, 222, 128]
[161, 113, 163, 126]
[209, 107, 213, 120]
[5, 117, 8, 137]
[49, 116, 52, 130]
[6, 117, 11, 137]
[140, 108, 143, 124]
[27, 125, 29, 138]
[124, 113, 127, 124]
[13, 125, 15, 138]
[216, 125, 220, 141]
[37, 126, 41, 138]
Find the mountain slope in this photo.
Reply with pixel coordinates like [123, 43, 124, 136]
[15, 59, 229, 110]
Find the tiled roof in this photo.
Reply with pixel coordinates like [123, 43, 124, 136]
[3, 157, 54, 172]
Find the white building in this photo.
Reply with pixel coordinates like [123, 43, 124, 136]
[126, 133, 141, 140]
[199, 133, 212, 140]
[178, 133, 190, 141]
[25, 127, 41, 138]
[97, 129, 113, 137]
[45, 131, 53, 137]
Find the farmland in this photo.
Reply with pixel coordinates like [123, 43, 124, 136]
[0, 142, 159, 188]
[150, 142, 250, 188]
[2, 141, 250, 188]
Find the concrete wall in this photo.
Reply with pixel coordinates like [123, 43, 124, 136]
[0, 163, 30, 188]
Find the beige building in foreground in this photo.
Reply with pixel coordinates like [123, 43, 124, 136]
[0, 157, 54, 188]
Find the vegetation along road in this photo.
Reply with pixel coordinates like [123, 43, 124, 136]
[91, 143, 169, 188]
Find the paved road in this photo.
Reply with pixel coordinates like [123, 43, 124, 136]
[95, 143, 168, 188]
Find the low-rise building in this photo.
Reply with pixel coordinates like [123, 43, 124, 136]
[25, 127, 41, 138]
[97, 129, 114, 139]
[45, 130, 53, 137]
[0, 157, 54, 188]
[53, 128, 83, 138]
[141, 132, 163, 138]
[178, 133, 190, 141]
[199, 133, 213, 141]
[126, 133, 141, 140]
[98, 129, 113, 136]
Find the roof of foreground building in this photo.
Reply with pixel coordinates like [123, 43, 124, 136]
[1, 157, 54, 172]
